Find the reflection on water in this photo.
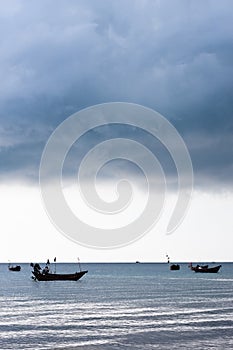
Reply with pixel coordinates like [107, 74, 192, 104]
[0, 263, 233, 349]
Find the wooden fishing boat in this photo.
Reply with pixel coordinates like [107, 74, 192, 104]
[190, 263, 221, 273]
[32, 270, 88, 281]
[8, 265, 21, 271]
[31, 261, 88, 281]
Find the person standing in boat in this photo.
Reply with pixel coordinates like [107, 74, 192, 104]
[32, 263, 41, 273]
[42, 259, 50, 275]
[42, 266, 49, 274]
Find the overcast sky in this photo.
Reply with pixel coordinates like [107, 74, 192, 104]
[0, 1, 233, 262]
[0, 0, 233, 188]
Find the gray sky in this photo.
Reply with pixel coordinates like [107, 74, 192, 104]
[0, 0, 233, 190]
[1, 1, 233, 263]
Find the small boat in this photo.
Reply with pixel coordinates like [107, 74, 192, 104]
[32, 270, 88, 281]
[8, 265, 21, 271]
[170, 264, 180, 271]
[166, 255, 180, 270]
[31, 262, 88, 281]
[190, 263, 221, 273]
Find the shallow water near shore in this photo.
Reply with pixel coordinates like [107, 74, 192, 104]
[0, 262, 233, 349]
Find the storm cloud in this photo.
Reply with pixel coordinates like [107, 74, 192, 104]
[0, 0, 233, 189]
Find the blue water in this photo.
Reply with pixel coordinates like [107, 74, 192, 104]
[0, 262, 233, 349]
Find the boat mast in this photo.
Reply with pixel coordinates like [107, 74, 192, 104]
[54, 257, 57, 273]
[77, 257, 82, 272]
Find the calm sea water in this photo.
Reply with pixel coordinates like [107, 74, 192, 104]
[0, 262, 233, 349]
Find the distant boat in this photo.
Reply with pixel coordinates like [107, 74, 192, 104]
[170, 264, 180, 271]
[136, 261, 140, 264]
[190, 263, 221, 273]
[166, 254, 180, 270]
[30, 262, 88, 281]
[8, 265, 21, 272]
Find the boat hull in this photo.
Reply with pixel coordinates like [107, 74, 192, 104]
[32, 270, 88, 281]
[192, 265, 221, 273]
[8, 265, 21, 271]
[170, 264, 180, 270]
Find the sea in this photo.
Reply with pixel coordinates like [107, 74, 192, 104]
[0, 262, 233, 350]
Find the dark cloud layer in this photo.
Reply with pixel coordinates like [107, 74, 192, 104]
[0, 0, 233, 189]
